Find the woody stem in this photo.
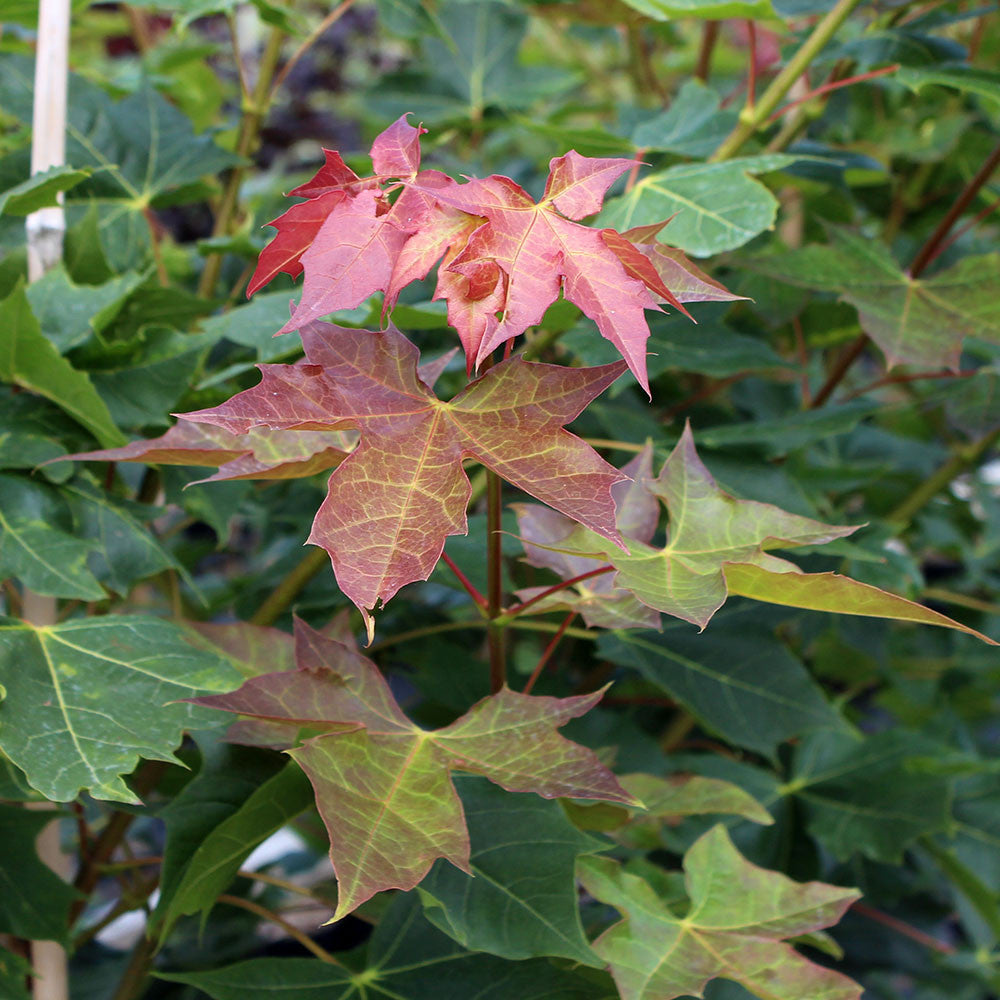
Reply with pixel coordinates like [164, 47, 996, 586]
[486, 468, 506, 692]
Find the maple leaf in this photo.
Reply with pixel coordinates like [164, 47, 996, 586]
[747, 228, 1000, 370]
[512, 424, 995, 641]
[512, 444, 661, 629]
[62, 416, 357, 484]
[192, 618, 636, 920]
[428, 151, 669, 393]
[617, 222, 749, 304]
[181, 322, 627, 639]
[579, 825, 861, 1000]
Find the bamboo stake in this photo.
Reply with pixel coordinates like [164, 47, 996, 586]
[26, 2, 73, 998]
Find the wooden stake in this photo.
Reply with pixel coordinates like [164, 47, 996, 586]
[27, 2, 73, 998]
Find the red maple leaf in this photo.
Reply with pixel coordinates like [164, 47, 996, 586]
[248, 119, 713, 392]
[181, 322, 627, 639]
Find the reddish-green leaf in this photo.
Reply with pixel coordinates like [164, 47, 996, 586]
[193, 619, 635, 920]
[513, 445, 661, 629]
[182, 322, 626, 637]
[579, 825, 861, 1000]
[747, 229, 1000, 370]
[64, 417, 356, 483]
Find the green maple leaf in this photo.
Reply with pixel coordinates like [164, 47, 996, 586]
[193, 618, 636, 920]
[0, 617, 241, 802]
[579, 825, 861, 1000]
[747, 228, 1000, 370]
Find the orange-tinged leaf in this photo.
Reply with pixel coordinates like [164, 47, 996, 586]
[181, 322, 626, 637]
[579, 825, 861, 1000]
[193, 619, 635, 920]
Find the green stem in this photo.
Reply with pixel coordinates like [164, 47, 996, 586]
[888, 426, 1000, 528]
[486, 468, 506, 692]
[710, 0, 867, 162]
[250, 547, 329, 627]
[198, 27, 285, 299]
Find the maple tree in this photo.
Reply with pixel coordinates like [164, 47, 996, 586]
[3, 2, 1000, 1000]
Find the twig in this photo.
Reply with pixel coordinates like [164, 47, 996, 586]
[71, 762, 167, 922]
[486, 468, 506, 693]
[768, 63, 898, 121]
[216, 895, 342, 965]
[269, 0, 359, 99]
[500, 566, 615, 620]
[227, 13, 251, 102]
[109, 935, 156, 1000]
[440, 553, 488, 609]
[922, 587, 1000, 617]
[924, 194, 1000, 265]
[250, 547, 329, 626]
[710, 0, 867, 161]
[792, 316, 811, 406]
[910, 141, 1000, 278]
[887, 426, 1000, 527]
[851, 901, 955, 954]
[198, 27, 285, 298]
[664, 373, 748, 419]
[844, 367, 976, 400]
[522, 612, 577, 695]
[746, 21, 758, 109]
[142, 208, 168, 286]
[809, 331, 867, 408]
[368, 619, 488, 652]
[695, 21, 720, 82]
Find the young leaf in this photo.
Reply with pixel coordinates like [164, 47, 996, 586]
[426, 151, 667, 392]
[747, 229, 1000, 370]
[252, 117, 703, 392]
[192, 618, 635, 919]
[579, 826, 862, 1000]
[417, 776, 606, 965]
[182, 322, 627, 637]
[0, 617, 241, 802]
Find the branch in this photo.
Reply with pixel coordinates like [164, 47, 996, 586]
[887, 426, 1000, 527]
[269, 0, 359, 100]
[710, 0, 867, 161]
[767, 63, 899, 122]
[909, 139, 1000, 277]
[499, 566, 615, 620]
[198, 27, 285, 298]
[216, 895, 342, 965]
[522, 612, 577, 695]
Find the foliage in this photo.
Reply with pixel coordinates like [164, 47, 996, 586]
[1, 0, 999, 998]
